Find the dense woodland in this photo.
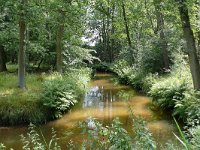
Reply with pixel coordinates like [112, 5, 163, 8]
[0, 0, 200, 149]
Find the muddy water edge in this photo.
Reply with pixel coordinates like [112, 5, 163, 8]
[0, 73, 181, 149]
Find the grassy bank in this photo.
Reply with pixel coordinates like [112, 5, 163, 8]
[0, 68, 91, 126]
[110, 60, 200, 148]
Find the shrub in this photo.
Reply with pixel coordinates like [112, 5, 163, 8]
[41, 79, 78, 119]
[142, 73, 158, 93]
[41, 68, 91, 119]
[111, 60, 137, 85]
[189, 125, 200, 149]
[174, 90, 200, 122]
[111, 60, 160, 92]
[149, 72, 189, 110]
[92, 62, 111, 73]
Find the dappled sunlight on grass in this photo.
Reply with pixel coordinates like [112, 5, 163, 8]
[0, 89, 14, 96]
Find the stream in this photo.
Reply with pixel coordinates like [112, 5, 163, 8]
[0, 73, 180, 149]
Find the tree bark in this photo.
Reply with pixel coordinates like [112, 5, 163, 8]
[198, 32, 200, 58]
[177, 0, 200, 90]
[122, 0, 132, 48]
[196, 2, 200, 59]
[18, 0, 27, 89]
[154, 0, 170, 70]
[121, 0, 135, 64]
[0, 45, 7, 72]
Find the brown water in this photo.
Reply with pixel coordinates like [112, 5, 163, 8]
[0, 73, 180, 149]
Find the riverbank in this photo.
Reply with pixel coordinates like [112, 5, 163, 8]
[109, 60, 200, 149]
[0, 68, 91, 126]
[0, 73, 181, 149]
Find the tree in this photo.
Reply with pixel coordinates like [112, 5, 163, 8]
[121, 0, 135, 63]
[18, 0, 27, 89]
[177, 0, 200, 90]
[0, 45, 7, 72]
[153, 0, 170, 70]
[56, 11, 65, 73]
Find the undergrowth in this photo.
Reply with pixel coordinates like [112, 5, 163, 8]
[110, 59, 200, 148]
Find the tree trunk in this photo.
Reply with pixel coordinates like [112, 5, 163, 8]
[196, 2, 200, 59]
[177, 0, 200, 90]
[121, 0, 134, 63]
[198, 32, 200, 59]
[122, 0, 132, 48]
[110, 4, 115, 62]
[106, 3, 111, 63]
[154, 0, 170, 70]
[18, 0, 27, 89]
[0, 45, 7, 72]
[56, 14, 64, 73]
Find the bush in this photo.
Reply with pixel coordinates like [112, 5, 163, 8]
[142, 73, 158, 93]
[150, 78, 188, 110]
[174, 90, 200, 122]
[41, 79, 78, 119]
[41, 68, 91, 119]
[111, 60, 158, 92]
[189, 125, 200, 149]
[111, 60, 137, 85]
[149, 68, 190, 110]
[92, 62, 111, 73]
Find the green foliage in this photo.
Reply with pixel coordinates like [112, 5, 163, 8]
[111, 60, 134, 85]
[149, 72, 189, 110]
[137, 40, 168, 74]
[41, 68, 91, 119]
[20, 124, 61, 150]
[111, 60, 157, 92]
[92, 62, 111, 72]
[129, 108, 157, 150]
[174, 90, 200, 121]
[80, 118, 132, 150]
[41, 78, 78, 119]
[189, 125, 200, 149]
[0, 68, 91, 125]
[142, 73, 158, 93]
[0, 73, 48, 125]
[63, 45, 99, 68]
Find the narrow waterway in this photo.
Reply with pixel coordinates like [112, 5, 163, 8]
[0, 73, 180, 149]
